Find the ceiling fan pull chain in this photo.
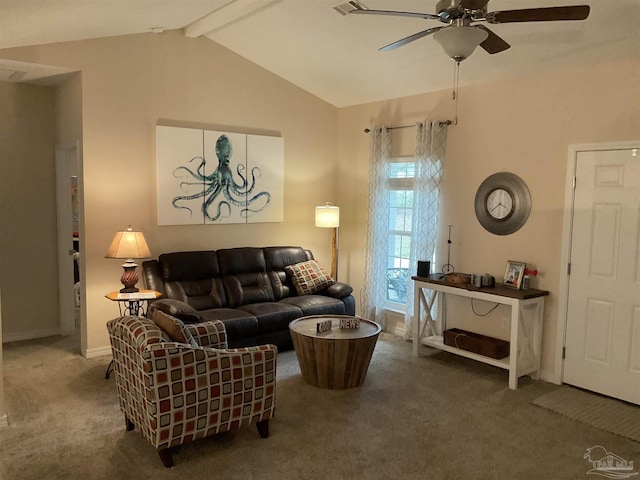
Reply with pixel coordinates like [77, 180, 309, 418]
[452, 61, 458, 100]
[453, 61, 460, 125]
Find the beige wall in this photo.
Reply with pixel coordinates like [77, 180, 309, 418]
[0, 82, 59, 340]
[55, 72, 83, 146]
[0, 30, 339, 354]
[337, 58, 640, 380]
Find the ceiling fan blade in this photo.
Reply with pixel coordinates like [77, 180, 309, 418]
[486, 5, 590, 24]
[460, 0, 490, 10]
[379, 27, 444, 52]
[349, 8, 439, 21]
[475, 25, 510, 54]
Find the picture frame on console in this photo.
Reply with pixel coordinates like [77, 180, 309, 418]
[504, 260, 526, 289]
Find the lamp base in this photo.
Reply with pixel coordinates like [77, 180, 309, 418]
[119, 286, 140, 294]
[120, 262, 140, 293]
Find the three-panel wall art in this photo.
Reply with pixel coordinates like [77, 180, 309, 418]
[156, 125, 284, 225]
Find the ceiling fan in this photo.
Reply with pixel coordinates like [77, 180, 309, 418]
[336, 0, 590, 62]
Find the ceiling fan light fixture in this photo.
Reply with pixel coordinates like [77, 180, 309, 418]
[434, 26, 489, 62]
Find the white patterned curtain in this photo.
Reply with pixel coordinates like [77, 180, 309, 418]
[362, 126, 391, 329]
[404, 121, 448, 339]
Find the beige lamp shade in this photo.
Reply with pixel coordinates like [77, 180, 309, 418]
[315, 203, 340, 280]
[315, 203, 340, 228]
[105, 226, 151, 293]
[105, 227, 151, 260]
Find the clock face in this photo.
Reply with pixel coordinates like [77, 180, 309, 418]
[486, 188, 514, 220]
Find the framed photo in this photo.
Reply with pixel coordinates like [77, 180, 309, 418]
[504, 261, 526, 289]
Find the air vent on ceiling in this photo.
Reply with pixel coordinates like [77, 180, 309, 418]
[333, 0, 366, 16]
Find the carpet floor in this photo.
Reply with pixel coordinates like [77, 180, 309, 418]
[1, 331, 639, 479]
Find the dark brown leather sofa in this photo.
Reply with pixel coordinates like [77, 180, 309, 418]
[142, 246, 355, 351]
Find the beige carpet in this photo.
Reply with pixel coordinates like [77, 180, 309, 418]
[533, 386, 640, 443]
[1, 331, 640, 479]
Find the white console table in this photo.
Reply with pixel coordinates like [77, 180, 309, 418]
[412, 275, 549, 390]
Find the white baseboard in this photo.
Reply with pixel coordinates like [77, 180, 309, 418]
[385, 324, 406, 338]
[85, 346, 112, 359]
[539, 370, 560, 385]
[2, 328, 60, 343]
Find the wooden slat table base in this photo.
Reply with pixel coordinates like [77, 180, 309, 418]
[289, 316, 381, 390]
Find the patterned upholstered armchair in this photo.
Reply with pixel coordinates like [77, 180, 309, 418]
[106, 315, 277, 468]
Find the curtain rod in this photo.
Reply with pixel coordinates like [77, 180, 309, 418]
[363, 120, 452, 133]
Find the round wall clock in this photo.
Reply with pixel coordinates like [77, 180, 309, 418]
[474, 172, 531, 235]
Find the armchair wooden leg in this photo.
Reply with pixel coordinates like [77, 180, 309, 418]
[125, 416, 135, 431]
[158, 448, 174, 468]
[256, 419, 269, 438]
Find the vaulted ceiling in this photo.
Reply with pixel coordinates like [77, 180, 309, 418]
[0, 0, 638, 107]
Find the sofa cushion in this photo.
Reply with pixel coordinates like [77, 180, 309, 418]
[285, 260, 334, 296]
[223, 273, 275, 307]
[197, 308, 260, 340]
[217, 247, 266, 275]
[160, 251, 220, 281]
[279, 295, 346, 316]
[165, 277, 227, 310]
[237, 302, 302, 334]
[152, 310, 199, 347]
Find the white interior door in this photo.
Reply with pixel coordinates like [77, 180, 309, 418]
[564, 147, 640, 405]
[55, 143, 79, 337]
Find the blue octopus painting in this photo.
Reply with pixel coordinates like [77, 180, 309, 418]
[171, 134, 271, 222]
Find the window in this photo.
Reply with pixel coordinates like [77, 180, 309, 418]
[387, 158, 415, 307]
[363, 122, 446, 330]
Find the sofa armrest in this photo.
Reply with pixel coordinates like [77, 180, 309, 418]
[321, 281, 353, 299]
[185, 320, 228, 349]
[148, 298, 201, 324]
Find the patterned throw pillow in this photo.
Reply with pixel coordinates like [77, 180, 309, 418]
[285, 260, 334, 296]
[152, 310, 199, 347]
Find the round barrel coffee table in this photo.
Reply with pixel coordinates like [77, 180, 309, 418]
[289, 315, 381, 389]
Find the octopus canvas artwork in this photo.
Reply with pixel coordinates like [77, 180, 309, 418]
[156, 126, 284, 225]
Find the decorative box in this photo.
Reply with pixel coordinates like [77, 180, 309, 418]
[443, 328, 509, 359]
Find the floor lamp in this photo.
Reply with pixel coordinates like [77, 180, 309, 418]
[315, 203, 340, 281]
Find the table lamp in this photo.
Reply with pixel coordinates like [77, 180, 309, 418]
[105, 226, 151, 292]
[315, 202, 340, 280]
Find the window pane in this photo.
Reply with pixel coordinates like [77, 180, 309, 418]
[390, 162, 415, 179]
[386, 158, 416, 306]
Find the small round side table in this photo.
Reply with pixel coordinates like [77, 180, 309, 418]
[104, 289, 162, 379]
[105, 289, 163, 317]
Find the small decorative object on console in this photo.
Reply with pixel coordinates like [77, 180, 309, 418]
[481, 274, 495, 287]
[521, 267, 538, 290]
[417, 260, 431, 277]
[504, 260, 526, 289]
[445, 272, 471, 285]
[340, 317, 360, 329]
